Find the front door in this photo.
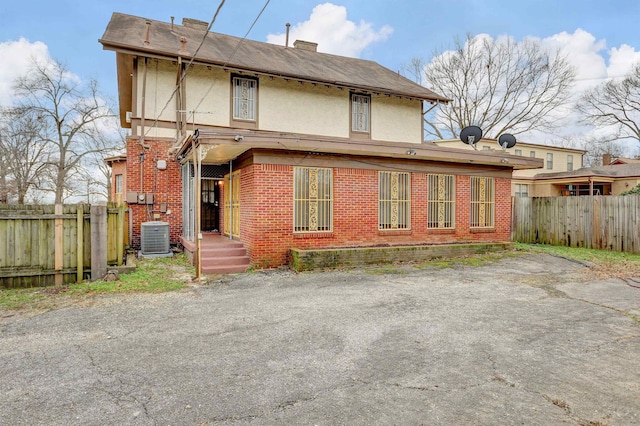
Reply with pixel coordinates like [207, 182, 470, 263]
[223, 171, 240, 238]
[201, 179, 220, 232]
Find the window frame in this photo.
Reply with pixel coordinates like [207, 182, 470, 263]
[515, 183, 529, 197]
[427, 174, 455, 229]
[115, 174, 123, 195]
[470, 176, 495, 229]
[546, 153, 554, 170]
[378, 171, 411, 231]
[293, 167, 333, 233]
[530, 151, 536, 158]
[350, 92, 371, 138]
[231, 74, 258, 129]
[567, 154, 574, 172]
[515, 149, 522, 156]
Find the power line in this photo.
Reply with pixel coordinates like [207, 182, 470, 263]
[191, 0, 272, 115]
[143, 0, 227, 138]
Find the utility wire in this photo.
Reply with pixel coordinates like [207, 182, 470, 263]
[143, 0, 227, 138]
[190, 0, 272, 123]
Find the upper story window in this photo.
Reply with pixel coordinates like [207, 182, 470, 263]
[351, 93, 370, 136]
[232, 76, 257, 125]
[482, 146, 491, 151]
[546, 153, 553, 170]
[530, 151, 536, 158]
[515, 149, 522, 156]
[567, 155, 574, 171]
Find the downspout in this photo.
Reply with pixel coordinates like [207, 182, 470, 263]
[195, 145, 202, 280]
[139, 57, 150, 193]
[229, 160, 233, 240]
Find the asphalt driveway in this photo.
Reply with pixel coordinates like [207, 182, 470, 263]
[1, 253, 639, 425]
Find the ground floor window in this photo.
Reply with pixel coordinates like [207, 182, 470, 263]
[379, 171, 410, 230]
[515, 184, 529, 197]
[471, 176, 495, 228]
[428, 174, 455, 229]
[294, 167, 333, 232]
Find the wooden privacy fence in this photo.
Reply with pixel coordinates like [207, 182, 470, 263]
[0, 202, 128, 289]
[512, 195, 640, 253]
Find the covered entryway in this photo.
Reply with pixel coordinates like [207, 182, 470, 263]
[201, 179, 220, 232]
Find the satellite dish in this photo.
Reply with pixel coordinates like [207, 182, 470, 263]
[498, 133, 516, 150]
[460, 126, 483, 150]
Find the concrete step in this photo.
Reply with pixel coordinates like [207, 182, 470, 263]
[202, 264, 250, 274]
[201, 255, 250, 268]
[201, 247, 247, 257]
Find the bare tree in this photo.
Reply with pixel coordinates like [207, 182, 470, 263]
[577, 63, 640, 146]
[0, 107, 51, 203]
[557, 134, 627, 167]
[415, 34, 576, 140]
[12, 58, 120, 204]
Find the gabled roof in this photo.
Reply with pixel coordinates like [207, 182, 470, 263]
[610, 157, 640, 165]
[99, 12, 448, 102]
[535, 163, 640, 180]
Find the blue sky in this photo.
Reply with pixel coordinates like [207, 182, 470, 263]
[2, 0, 640, 146]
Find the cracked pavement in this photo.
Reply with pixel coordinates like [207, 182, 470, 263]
[1, 253, 639, 425]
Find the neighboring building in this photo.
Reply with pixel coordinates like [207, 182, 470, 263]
[100, 13, 541, 271]
[104, 155, 127, 202]
[532, 163, 640, 196]
[433, 139, 586, 197]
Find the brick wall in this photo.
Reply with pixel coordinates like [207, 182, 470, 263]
[126, 138, 182, 248]
[236, 162, 512, 268]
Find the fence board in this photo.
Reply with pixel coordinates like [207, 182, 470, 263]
[0, 203, 126, 289]
[512, 195, 640, 254]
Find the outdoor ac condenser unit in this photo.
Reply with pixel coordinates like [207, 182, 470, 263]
[140, 221, 171, 257]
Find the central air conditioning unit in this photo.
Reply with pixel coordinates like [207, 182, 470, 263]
[139, 221, 173, 258]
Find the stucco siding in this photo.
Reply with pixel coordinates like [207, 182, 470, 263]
[259, 77, 349, 138]
[371, 95, 422, 144]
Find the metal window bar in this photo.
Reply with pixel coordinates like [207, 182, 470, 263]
[427, 174, 455, 229]
[233, 77, 256, 121]
[470, 176, 495, 228]
[379, 171, 410, 230]
[294, 167, 333, 232]
[351, 94, 370, 132]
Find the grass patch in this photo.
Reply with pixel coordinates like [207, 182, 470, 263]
[0, 254, 195, 312]
[515, 243, 640, 278]
[415, 251, 517, 269]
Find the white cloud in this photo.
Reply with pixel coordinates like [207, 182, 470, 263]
[266, 3, 393, 57]
[0, 38, 51, 106]
[608, 44, 640, 79]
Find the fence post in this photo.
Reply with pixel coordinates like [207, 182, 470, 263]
[54, 204, 64, 286]
[117, 202, 125, 266]
[77, 207, 84, 282]
[91, 203, 108, 281]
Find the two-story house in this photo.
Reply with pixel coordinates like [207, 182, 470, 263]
[100, 13, 541, 272]
[433, 139, 586, 197]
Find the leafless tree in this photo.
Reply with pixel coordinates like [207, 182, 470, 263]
[557, 134, 627, 167]
[412, 34, 576, 140]
[0, 107, 52, 204]
[577, 63, 640, 146]
[12, 58, 121, 204]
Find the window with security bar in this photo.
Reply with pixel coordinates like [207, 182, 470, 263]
[470, 176, 495, 228]
[294, 167, 333, 232]
[427, 174, 455, 229]
[351, 93, 370, 134]
[379, 171, 410, 230]
[233, 76, 257, 121]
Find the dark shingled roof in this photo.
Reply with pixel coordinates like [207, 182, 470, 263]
[99, 12, 449, 102]
[536, 163, 640, 179]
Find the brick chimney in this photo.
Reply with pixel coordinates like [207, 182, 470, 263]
[602, 153, 612, 166]
[293, 40, 318, 52]
[182, 18, 208, 31]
